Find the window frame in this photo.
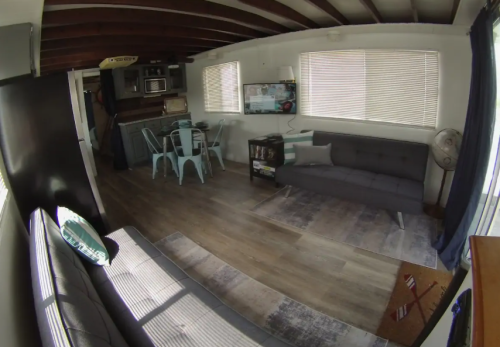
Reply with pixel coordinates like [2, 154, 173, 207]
[202, 61, 242, 114]
[299, 49, 440, 130]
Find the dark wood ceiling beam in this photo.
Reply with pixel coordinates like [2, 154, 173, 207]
[41, 56, 106, 67]
[409, 0, 418, 22]
[41, 53, 198, 67]
[237, 0, 320, 29]
[305, 0, 349, 25]
[43, 8, 266, 38]
[450, 0, 461, 24]
[41, 60, 103, 74]
[41, 23, 244, 43]
[41, 56, 195, 74]
[41, 36, 224, 51]
[41, 46, 203, 60]
[43, 0, 289, 33]
[41, 53, 195, 68]
[358, 0, 383, 23]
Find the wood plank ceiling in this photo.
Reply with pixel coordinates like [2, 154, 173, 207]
[40, 0, 463, 74]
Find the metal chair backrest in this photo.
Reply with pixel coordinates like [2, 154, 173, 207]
[211, 119, 225, 148]
[171, 120, 192, 129]
[142, 128, 162, 154]
[170, 128, 203, 157]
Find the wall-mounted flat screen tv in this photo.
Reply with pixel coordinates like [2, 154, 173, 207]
[244, 83, 296, 114]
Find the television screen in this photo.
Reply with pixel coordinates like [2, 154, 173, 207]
[244, 83, 297, 114]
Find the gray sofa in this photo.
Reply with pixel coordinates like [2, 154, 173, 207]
[276, 131, 429, 228]
[30, 208, 292, 347]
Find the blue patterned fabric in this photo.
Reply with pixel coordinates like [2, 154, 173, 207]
[57, 206, 110, 266]
[282, 131, 314, 165]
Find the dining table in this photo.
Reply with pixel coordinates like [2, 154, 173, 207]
[157, 125, 213, 179]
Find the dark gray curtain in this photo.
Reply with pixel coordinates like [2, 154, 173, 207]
[100, 69, 128, 170]
[434, 5, 498, 270]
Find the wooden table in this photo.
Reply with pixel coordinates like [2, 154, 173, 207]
[157, 126, 213, 179]
[470, 236, 500, 347]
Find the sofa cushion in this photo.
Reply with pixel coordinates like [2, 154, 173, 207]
[293, 144, 333, 166]
[276, 165, 424, 213]
[283, 131, 313, 164]
[87, 227, 293, 347]
[57, 206, 110, 266]
[30, 208, 129, 347]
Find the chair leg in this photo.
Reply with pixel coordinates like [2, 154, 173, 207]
[397, 212, 405, 230]
[167, 153, 179, 177]
[194, 158, 205, 184]
[285, 185, 292, 198]
[211, 147, 225, 170]
[152, 156, 159, 179]
[178, 158, 186, 185]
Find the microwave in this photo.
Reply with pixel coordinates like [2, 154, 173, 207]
[144, 78, 167, 94]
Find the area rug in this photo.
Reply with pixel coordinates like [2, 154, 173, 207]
[251, 188, 438, 269]
[155, 232, 388, 347]
[376, 262, 453, 346]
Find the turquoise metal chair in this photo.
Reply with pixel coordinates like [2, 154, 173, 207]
[194, 119, 225, 170]
[171, 128, 205, 185]
[206, 119, 226, 171]
[171, 119, 192, 128]
[142, 128, 179, 179]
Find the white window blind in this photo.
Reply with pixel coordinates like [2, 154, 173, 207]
[203, 61, 241, 113]
[300, 50, 439, 129]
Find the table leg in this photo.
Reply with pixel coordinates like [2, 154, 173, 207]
[203, 133, 213, 177]
[163, 136, 167, 178]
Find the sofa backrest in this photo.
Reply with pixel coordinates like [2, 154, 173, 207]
[307, 131, 429, 182]
[29, 208, 129, 347]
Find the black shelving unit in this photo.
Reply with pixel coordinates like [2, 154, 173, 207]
[248, 135, 284, 186]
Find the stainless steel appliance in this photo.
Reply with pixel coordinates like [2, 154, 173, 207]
[0, 73, 108, 233]
[144, 77, 167, 94]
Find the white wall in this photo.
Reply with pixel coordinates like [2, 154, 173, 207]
[0, 150, 40, 346]
[0, 0, 44, 76]
[186, 24, 472, 205]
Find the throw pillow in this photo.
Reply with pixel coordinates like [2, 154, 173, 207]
[294, 144, 333, 166]
[57, 206, 110, 266]
[282, 131, 314, 165]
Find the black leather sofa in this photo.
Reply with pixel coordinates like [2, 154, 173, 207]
[276, 131, 429, 228]
[30, 208, 292, 347]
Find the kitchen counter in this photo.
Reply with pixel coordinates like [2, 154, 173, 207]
[118, 112, 191, 126]
[118, 112, 191, 167]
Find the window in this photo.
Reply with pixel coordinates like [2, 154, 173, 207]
[203, 61, 241, 113]
[0, 169, 7, 214]
[300, 50, 439, 129]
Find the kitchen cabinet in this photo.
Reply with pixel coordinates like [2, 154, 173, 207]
[130, 132, 149, 163]
[113, 64, 187, 100]
[145, 119, 163, 144]
[113, 66, 143, 100]
[167, 64, 187, 93]
[119, 113, 191, 167]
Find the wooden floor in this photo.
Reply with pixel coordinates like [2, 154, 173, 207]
[96, 157, 401, 334]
